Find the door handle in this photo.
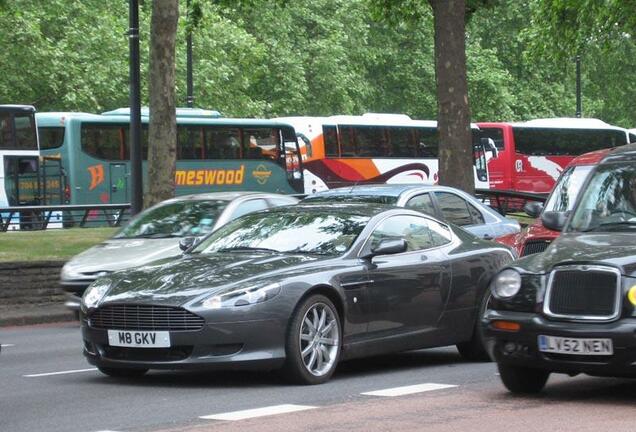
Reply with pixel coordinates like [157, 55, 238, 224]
[420, 255, 428, 261]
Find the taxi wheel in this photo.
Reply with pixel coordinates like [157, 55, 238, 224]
[456, 291, 491, 362]
[283, 294, 341, 385]
[498, 364, 549, 394]
[98, 366, 148, 378]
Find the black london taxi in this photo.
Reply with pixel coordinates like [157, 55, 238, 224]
[483, 143, 636, 393]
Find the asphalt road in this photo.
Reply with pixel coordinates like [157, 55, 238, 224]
[1, 322, 634, 432]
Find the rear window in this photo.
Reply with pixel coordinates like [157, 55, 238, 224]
[39, 126, 65, 150]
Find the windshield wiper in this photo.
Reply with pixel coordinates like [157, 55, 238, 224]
[581, 221, 636, 232]
[125, 233, 180, 239]
[217, 246, 281, 253]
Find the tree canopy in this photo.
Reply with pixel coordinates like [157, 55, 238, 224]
[1, 0, 635, 128]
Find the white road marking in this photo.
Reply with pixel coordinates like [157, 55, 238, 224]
[1, 344, 15, 348]
[361, 383, 458, 397]
[200, 404, 317, 421]
[23, 368, 97, 378]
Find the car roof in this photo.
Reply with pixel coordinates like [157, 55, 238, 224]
[306, 183, 464, 198]
[599, 142, 636, 163]
[157, 191, 296, 205]
[270, 202, 400, 217]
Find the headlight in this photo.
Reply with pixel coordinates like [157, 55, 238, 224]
[202, 282, 281, 309]
[491, 269, 522, 299]
[82, 277, 112, 310]
[61, 264, 82, 280]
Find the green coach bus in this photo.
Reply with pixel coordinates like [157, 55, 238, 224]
[36, 108, 304, 205]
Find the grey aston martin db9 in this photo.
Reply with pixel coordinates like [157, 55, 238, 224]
[80, 203, 513, 384]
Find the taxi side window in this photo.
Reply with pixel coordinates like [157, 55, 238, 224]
[405, 193, 436, 217]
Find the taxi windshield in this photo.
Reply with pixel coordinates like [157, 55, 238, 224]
[568, 163, 636, 232]
[544, 165, 594, 213]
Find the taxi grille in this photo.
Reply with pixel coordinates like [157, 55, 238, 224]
[546, 267, 620, 320]
[89, 305, 204, 331]
[521, 240, 551, 256]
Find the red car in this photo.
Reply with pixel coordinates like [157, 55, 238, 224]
[496, 147, 616, 256]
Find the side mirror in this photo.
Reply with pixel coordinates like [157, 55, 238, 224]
[179, 236, 196, 252]
[541, 211, 568, 232]
[523, 201, 544, 218]
[361, 238, 408, 260]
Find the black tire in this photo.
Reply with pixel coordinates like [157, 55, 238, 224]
[498, 363, 549, 394]
[456, 291, 491, 362]
[283, 294, 341, 385]
[98, 366, 148, 378]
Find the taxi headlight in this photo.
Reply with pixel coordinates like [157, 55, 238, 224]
[491, 269, 522, 299]
[82, 278, 112, 310]
[202, 282, 281, 309]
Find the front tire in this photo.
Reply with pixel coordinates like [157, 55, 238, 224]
[98, 366, 148, 378]
[283, 294, 341, 385]
[457, 291, 491, 361]
[498, 363, 549, 394]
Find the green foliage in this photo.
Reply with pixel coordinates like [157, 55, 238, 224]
[0, 0, 635, 127]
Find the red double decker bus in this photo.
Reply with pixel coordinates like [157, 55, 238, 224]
[478, 118, 635, 194]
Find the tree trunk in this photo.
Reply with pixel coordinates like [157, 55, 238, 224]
[146, 0, 179, 208]
[429, 0, 474, 195]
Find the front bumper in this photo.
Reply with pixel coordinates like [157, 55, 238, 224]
[483, 310, 636, 378]
[81, 316, 287, 371]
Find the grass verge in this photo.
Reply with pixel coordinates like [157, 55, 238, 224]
[0, 227, 117, 262]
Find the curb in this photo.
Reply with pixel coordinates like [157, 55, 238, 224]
[0, 306, 76, 327]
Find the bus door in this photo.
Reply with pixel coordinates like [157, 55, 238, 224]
[109, 163, 128, 203]
[473, 138, 490, 189]
[4, 155, 40, 205]
[281, 128, 303, 193]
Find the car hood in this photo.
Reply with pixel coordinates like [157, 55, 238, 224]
[63, 238, 182, 277]
[100, 253, 325, 306]
[515, 232, 636, 276]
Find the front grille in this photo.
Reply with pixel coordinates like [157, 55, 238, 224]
[545, 267, 620, 320]
[101, 345, 193, 361]
[89, 305, 205, 331]
[521, 240, 551, 256]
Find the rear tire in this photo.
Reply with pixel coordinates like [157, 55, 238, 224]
[283, 294, 341, 385]
[457, 291, 491, 362]
[498, 364, 549, 394]
[98, 366, 148, 378]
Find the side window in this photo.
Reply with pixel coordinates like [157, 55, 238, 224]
[368, 215, 451, 252]
[323, 125, 339, 157]
[244, 128, 280, 161]
[405, 193, 436, 217]
[0, 112, 13, 149]
[467, 202, 485, 224]
[388, 127, 415, 157]
[178, 125, 204, 159]
[231, 199, 269, 220]
[416, 128, 439, 157]
[39, 127, 65, 150]
[206, 127, 242, 159]
[435, 192, 474, 226]
[14, 114, 38, 150]
[81, 123, 129, 160]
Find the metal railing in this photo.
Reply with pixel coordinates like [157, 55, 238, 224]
[475, 188, 548, 216]
[0, 204, 131, 232]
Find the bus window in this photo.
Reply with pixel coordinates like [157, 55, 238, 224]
[0, 112, 13, 148]
[479, 127, 505, 150]
[81, 123, 128, 160]
[513, 128, 626, 156]
[339, 125, 357, 157]
[39, 127, 65, 150]
[388, 127, 415, 157]
[416, 129, 439, 157]
[206, 127, 241, 159]
[323, 125, 338, 157]
[14, 114, 38, 150]
[353, 126, 386, 157]
[178, 125, 204, 159]
[244, 128, 279, 160]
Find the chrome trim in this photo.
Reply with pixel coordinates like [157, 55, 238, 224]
[340, 280, 374, 288]
[543, 265, 622, 322]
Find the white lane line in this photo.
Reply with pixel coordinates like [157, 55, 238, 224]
[1, 344, 15, 348]
[23, 368, 97, 378]
[361, 383, 458, 397]
[200, 404, 317, 421]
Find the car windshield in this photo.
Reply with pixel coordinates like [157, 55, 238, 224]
[192, 210, 370, 256]
[544, 165, 594, 213]
[568, 163, 636, 232]
[114, 200, 228, 239]
[303, 194, 398, 205]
